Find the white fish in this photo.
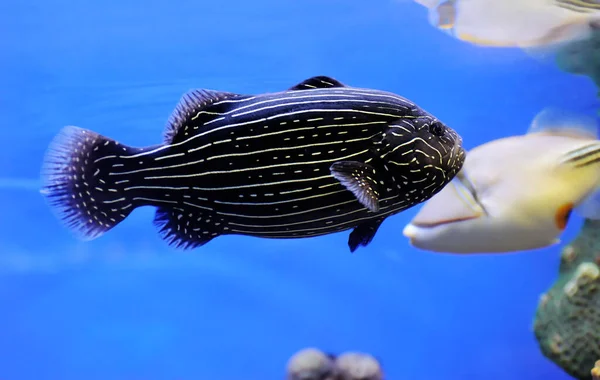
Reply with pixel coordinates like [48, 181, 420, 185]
[402, 108, 600, 254]
[417, 0, 600, 49]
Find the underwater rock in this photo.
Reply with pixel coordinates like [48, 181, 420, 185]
[286, 348, 338, 380]
[286, 348, 384, 380]
[533, 219, 600, 380]
[593, 360, 600, 380]
[335, 352, 383, 380]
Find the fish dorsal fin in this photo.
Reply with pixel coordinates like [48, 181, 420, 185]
[164, 89, 240, 144]
[527, 107, 599, 140]
[288, 76, 346, 91]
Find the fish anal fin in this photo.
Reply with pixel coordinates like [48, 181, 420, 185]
[153, 206, 224, 249]
[527, 107, 599, 140]
[164, 89, 240, 144]
[288, 76, 346, 91]
[330, 161, 381, 212]
[348, 218, 384, 253]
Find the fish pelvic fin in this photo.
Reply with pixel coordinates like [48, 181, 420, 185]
[40, 126, 142, 240]
[348, 218, 384, 253]
[164, 89, 242, 145]
[153, 207, 223, 250]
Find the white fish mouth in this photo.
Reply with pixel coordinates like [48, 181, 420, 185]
[409, 214, 478, 229]
[402, 223, 419, 240]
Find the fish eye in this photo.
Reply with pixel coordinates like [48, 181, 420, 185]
[429, 122, 446, 137]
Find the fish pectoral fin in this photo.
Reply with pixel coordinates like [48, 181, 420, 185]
[153, 207, 223, 249]
[348, 218, 385, 253]
[288, 76, 346, 91]
[164, 89, 244, 144]
[330, 161, 381, 212]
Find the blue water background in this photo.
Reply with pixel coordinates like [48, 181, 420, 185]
[1, 0, 597, 379]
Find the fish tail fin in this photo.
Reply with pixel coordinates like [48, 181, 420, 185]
[40, 126, 140, 240]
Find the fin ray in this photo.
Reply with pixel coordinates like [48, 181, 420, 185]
[164, 89, 241, 144]
[153, 207, 223, 249]
[40, 126, 137, 240]
[330, 161, 381, 212]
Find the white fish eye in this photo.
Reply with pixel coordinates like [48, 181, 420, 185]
[429, 122, 446, 137]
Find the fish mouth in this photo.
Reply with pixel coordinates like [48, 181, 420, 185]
[405, 171, 485, 231]
[409, 214, 478, 229]
[447, 138, 466, 177]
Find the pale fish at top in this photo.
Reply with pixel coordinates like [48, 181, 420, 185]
[413, 0, 600, 49]
[402, 108, 600, 254]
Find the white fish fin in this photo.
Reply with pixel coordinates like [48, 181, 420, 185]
[527, 107, 599, 139]
[410, 175, 485, 227]
[575, 187, 600, 219]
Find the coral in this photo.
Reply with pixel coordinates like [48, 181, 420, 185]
[286, 348, 338, 380]
[286, 348, 384, 380]
[533, 219, 600, 379]
[335, 352, 383, 380]
[593, 360, 600, 380]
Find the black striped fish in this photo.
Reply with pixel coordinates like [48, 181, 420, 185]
[40, 75, 466, 252]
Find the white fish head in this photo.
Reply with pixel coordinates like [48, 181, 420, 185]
[402, 171, 565, 254]
[403, 107, 600, 254]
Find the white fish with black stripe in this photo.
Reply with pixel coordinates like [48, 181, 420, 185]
[40, 76, 465, 252]
[403, 107, 600, 254]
